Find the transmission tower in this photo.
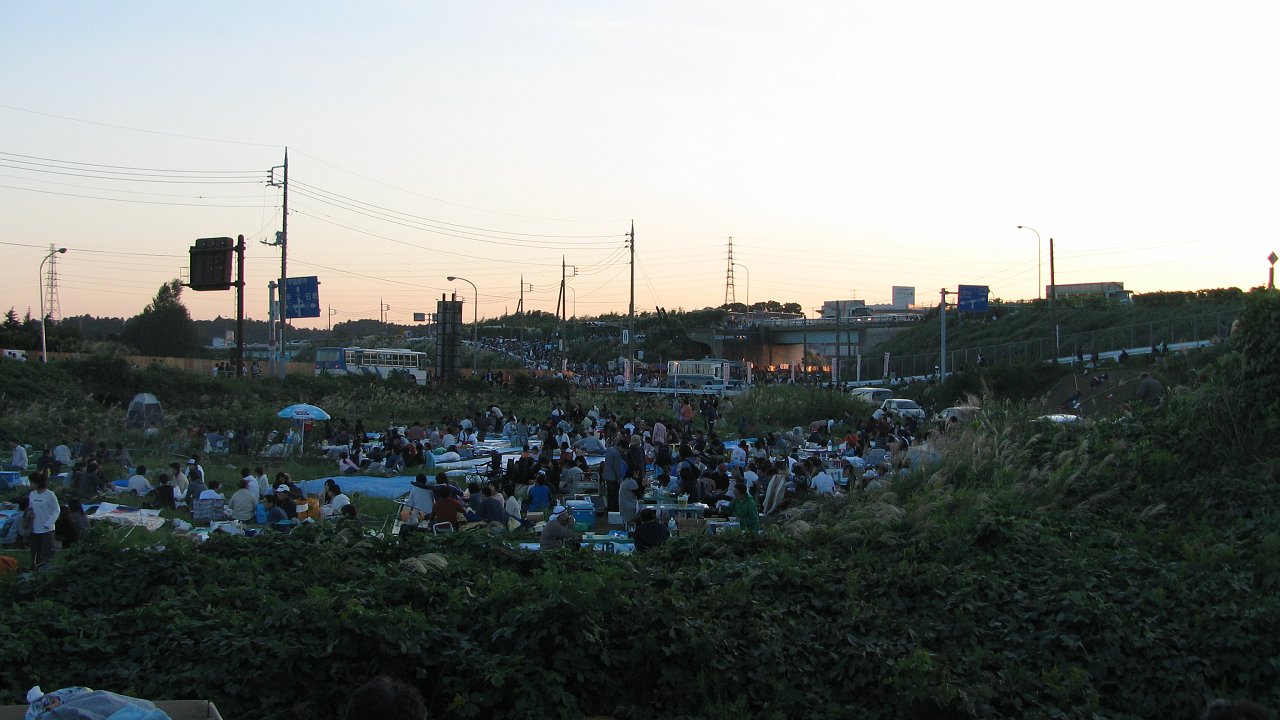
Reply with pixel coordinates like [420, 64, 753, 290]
[724, 236, 736, 306]
[44, 243, 62, 321]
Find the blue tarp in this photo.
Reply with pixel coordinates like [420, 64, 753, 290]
[300, 475, 418, 500]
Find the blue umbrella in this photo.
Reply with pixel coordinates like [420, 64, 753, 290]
[278, 404, 331, 456]
[278, 403, 332, 421]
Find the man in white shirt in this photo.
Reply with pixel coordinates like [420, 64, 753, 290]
[7, 440, 27, 471]
[27, 472, 60, 568]
[127, 466, 153, 496]
[811, 467, 837, 496]
[53, 441, 73, 468]
[254, 467, 271, 498]
[198, 480, 224, 501]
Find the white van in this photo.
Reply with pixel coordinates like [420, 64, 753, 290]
[2, 349, 28, 362]
[850, 387, 893, 404]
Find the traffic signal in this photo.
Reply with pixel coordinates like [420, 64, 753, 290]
[189, 237, 234, 291]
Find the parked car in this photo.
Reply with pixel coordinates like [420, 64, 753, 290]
[2, 349, 27, 362]
[880, 398, 926, 422]
[851, 387, 894, 404]
[935, 405, 981, 427]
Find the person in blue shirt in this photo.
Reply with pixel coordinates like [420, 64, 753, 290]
[527, 472, 552, 513]
[263, 494, 289, 526]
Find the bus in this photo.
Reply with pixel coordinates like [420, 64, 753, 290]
[665, 358, 752, 390]
[315, 347, 430, 385]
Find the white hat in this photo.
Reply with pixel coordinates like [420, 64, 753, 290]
[275, 484, 290, 493]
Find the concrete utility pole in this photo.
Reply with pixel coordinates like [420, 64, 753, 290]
[627, 220, 636, 390]
[268, 150, 289, 378]
[939, 288, 956, 379]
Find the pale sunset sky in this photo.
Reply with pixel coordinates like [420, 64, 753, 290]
[2, 1, 1276, 327]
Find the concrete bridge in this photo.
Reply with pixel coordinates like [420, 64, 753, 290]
[686, 314, 923, 368]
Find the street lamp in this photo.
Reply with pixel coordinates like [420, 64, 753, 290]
[39, 247, 67, 363]
[733, 262, 751, 315]
[1017, 225, 1041, 301]
[446, 276, 479, 375]
[565, 283, 576, 319]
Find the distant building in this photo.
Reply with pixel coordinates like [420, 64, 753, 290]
[819, 299, 867, 319]
[891, 286, 916, 309]
[1049, 282, 1132, 302]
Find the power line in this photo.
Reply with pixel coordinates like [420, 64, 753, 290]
[0, 103, 280, 148]
[290, 180, 625, 240]
[0, 151, 263, 175]
[289, 146, 625, 223]
[0, 183, 271, 207]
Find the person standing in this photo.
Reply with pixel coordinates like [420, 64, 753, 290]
[618, 468, 642, 527]
[27, 472, 60, 569]
[601, 440, 626, 512]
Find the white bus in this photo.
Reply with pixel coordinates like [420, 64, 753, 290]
[315, 347, 430, 385]
[666, 358, 751, 389]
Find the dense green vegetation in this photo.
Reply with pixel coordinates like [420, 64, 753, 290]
[879, 290, 1245, 363]
[1, 291, 1277, 719]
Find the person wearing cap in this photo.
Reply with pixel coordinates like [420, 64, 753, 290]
[539, 508, 579, 551]
[274, 484, 298, 520]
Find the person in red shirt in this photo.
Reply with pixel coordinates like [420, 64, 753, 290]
[429, 485, 468, 527]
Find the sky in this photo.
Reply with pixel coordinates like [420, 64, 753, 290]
[1, 1, 1277, 329]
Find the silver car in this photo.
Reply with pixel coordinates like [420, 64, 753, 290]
[880, 398, 926, 422]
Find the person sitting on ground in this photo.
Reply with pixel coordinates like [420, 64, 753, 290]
[56, 497, 89, 549]
[6, 440, 28, 472]
[228, 478, 257, 522]
[728, 481, 761, 532]
[154, 473, 176, 510]
[322, 479, 351, 518]
[126, 465, 152, 497]
[629, 507, 669, 552]
[254, 467, 271, 498]
[262, 494, 289, 526]
[811, 462, 837, 496]
[186, 463, 208, 502]
[476, 485, 508, 530]
[274, 484, 298, 520]
[344, 675, 429, 720]
[337, 452, 359, 474]
[198, 480, 223, 501]
[539, 509, 579, 551]
[527, 472, 553, 513]
[429, 484, 468, 528]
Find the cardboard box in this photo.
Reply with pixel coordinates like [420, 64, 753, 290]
[0, 699, 224, 719]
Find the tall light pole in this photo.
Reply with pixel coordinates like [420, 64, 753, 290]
[1017, 225, 1041, 301]
[734, 262, 750, 315]
[39, 247, 67, 363]
[446, 276, 479, 375]
[565, 284, 576, 319]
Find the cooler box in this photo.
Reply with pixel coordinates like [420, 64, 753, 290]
[566, 500, 595, 531]
[0, 472, 19, 489]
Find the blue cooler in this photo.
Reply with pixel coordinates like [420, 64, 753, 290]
[566, 500, 595, 531]
[0, 471, 19, 489]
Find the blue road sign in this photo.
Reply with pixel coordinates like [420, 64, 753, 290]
[956, 284, 990, 314]
[285, 276, 321, 319]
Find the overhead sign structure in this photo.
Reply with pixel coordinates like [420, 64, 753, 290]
[189, 237, 234, 291]
[284, 276, 321, 319]
[956, 284, 990, 314]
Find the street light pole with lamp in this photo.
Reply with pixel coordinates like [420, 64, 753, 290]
[733, 262, 750, 315]
[1016, 225, 1041, 301]
[446, 276, 479, 376]
[39, 246, 67, 363]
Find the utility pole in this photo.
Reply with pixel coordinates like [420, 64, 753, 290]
[517, 275, 525, 314]
[724, 236, 736, 306]
[940, 288, 956, 379]
[235, 235, 245, 378]
[627, 220, 635, 390]
[268, 149, 289, 378]
[1049, 237, 1059, 362]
